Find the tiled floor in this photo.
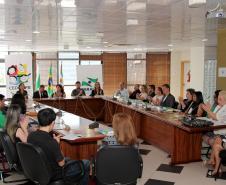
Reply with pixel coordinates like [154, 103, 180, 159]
[1, 140, 226, 185]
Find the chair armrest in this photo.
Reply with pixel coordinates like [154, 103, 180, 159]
[90, 157, 96, 179]
[62, 160, 85, 183]
[138, 154, 143, 178]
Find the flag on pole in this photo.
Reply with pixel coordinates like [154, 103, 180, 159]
[35, 64, 40, 90]
[59, 61, 63, 85]
[47, 63, 53, 96]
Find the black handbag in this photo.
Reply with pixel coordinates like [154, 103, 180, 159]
[181, 116, 214, 128]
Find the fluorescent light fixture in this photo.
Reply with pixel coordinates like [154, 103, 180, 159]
[168, 44, 173, 47]
[0, 29, 5, 34]
[103, 41, 108, 44]
[33, 31, 40, 34]
[61, 0, 76, 8]
[25, 39, 32, 42]
[0, 0, 4, 4]
[127, 19, 138, 26]
[104, 0, 117, 4]
[202, 38, 208, 42]
[0, 35, 4, 39]
[134, 48, 142, 51]
[127, 2, 146, 11]
[189, 0, 206, 8]
[86, 46, 91, 49]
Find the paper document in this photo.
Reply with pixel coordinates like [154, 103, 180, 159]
[61, 133, 82, 141]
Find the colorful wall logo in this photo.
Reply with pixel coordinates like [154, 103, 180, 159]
[7, 64, 31, 86]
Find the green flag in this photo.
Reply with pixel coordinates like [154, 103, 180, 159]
[35, 64, 40, 90]
[87, 77, 98, 83]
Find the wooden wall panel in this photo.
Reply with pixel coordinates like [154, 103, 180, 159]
[79, 54, 103, 61]
[103, 53, 127, 96]
[146, 53, 170, 86]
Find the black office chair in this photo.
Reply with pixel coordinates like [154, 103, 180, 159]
[93, 145, 143, 185]
[0, 131, 27, 183]
[16, 142, 84, 185]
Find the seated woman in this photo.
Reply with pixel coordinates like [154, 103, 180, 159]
[129, 84, 141, 99]
[90, 82, 104, 96]
[52, 84, 66, 98]
[16, 83, 28, 99]
[11, 93, 27, 114]
[150, 87, 164, 105]
[103, 113, 138, 146]
[185, 91, 204, 116]
[136, 85, 148, 101]
[0, 94, 7, 129]
[201, 91, 226, 176]
[197, 90, 221, 117]
[178, 88, 195, 112]
[147, 85, 156, 98]
[5, 104, 29, 143]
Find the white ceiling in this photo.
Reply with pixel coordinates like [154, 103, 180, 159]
[0, 0, 226, 52]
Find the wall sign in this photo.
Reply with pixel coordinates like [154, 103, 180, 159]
[218, 67, 226, 77]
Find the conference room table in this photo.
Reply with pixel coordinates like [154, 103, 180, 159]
[35, 96, 226, 165]
[26, 100, 112, 161]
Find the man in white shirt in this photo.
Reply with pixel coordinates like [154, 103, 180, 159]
[115, 82, 129, 99]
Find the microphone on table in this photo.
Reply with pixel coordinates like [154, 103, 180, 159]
[89, 118, 99, 129]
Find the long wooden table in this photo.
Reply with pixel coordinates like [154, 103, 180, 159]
[27, 100, 110, 161]
[36, 97, 226, 164]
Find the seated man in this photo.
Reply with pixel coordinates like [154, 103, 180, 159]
[115, 82, 129, 99]
[129, 84, 140, 99]
[160, 84, 175, 108]
[33, 85, 48, 99]
[28, 108, 90, 184]
[71, 81, 86, 97]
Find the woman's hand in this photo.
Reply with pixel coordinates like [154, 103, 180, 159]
[20, 115, 29, 131]
[202, 103, 211, 112]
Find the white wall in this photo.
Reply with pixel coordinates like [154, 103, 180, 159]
[170, 49, 190, 100]
[171, 47, 205, 100]
[190, 47, 205, 92]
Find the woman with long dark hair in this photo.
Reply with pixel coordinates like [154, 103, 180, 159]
[52, 84, 66, 98]
[90, 82, 104, 96]
[5, 104, 29, 143]
[185, 91, 204, 116]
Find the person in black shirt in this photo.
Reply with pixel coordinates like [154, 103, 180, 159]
[178, 88, 195, 112]
[11, 93, 27, 114]
[147, 84, 155, 98]
[16, 83, 28, 99]
[33, 85, 48, 99]
[90, 82, 104, 96]
[185, 91, 204, 116]
[129, 84, 141, 99]
[28, 108, 90, 184]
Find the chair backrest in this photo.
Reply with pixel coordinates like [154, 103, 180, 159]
[0, 131, 19, 169]
[96, 145, 143, 185]
[219, 149, 226, 165]
[16, 142, 52, 185]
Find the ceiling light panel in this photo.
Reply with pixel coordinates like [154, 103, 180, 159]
[127, 1, 146, 11]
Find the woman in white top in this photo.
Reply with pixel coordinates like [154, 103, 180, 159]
[202, 91, 226, 176]
[150, 87, 164, 105]
[136, 85, 148, 101]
